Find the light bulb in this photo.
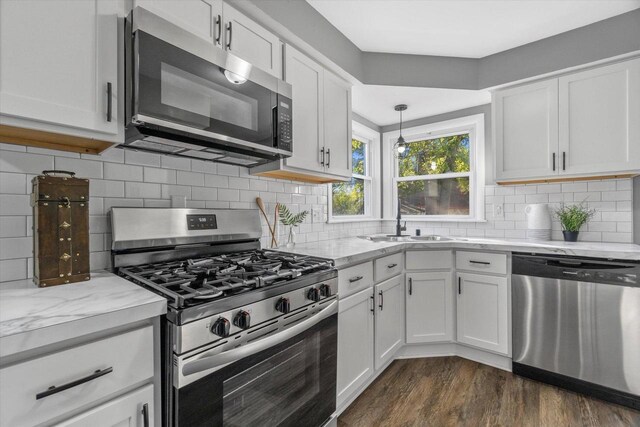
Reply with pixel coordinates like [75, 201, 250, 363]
[397, 144, 406, 154]
[224, 70, 247, 85]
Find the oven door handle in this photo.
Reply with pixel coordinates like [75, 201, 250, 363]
[182, 300, 338, 376]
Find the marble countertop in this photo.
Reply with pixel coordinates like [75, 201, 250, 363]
[288, 237, 640, 267]
[0, 271, 166, 358]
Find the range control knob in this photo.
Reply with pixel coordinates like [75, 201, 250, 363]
[276, 297, 291, 314]
[307, 287, 321, 302]
[233, 310, 251, 329]
[211, 317, 230, 337]
[319, 284, 332, 298]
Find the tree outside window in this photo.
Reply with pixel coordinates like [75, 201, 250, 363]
[396, 133, 471, 216]
[332, 138, 370, 216]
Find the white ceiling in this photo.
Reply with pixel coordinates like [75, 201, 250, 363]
[352, 85, 491, 126]
[307, 0, 640, 58]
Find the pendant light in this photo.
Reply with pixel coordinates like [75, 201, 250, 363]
[394, 104, 408, 155]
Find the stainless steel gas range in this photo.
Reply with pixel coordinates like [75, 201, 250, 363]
[111, 208, 338, 427]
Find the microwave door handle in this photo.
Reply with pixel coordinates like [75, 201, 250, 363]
[272, 105, 278, 147]
[182, 300, 337, 376]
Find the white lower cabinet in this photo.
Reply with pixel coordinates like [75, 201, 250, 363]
[456, 272, 509, 355]
[406, 272, 454, 344]
[337, 287, 374, 408]
[56, 384, 154, 427]
[374, 275, 404, 370]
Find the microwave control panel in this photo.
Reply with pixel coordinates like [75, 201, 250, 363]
[277, 97, 292, 152]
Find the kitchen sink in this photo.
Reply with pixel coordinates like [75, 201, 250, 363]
[358, 235, 413, 242]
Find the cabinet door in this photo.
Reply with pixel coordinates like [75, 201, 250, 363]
[223, 4, 282, 78]
[56, 384, 154, 427]
[0, 0, 118, 135]
[456, 272, 509, 355]
[337, 288, 374, 408]
[559, 58, 640, 175]
[374, 275, 404, 370]
[135, 0, 222, 48]
[406, 272, 454, 344]
[283, 45, 324, 173]
[494, 80, 559, 180]
[323, 70, 352, 178]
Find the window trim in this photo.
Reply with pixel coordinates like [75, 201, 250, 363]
[328, 121, 381, 223]
[382, 114, 485, 222]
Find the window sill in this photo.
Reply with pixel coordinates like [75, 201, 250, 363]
[327, 217, 381, 224]
[381, 218, 487, 223]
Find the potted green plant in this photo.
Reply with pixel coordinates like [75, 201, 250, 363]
[554, 203, 595, 242]
[278, 204, 308, 248]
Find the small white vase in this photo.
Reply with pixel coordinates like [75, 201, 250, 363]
[286, 226, 296, 248]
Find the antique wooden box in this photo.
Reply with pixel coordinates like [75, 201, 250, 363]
[31, 170, 90, 287]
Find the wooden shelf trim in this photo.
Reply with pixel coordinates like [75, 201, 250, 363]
[0, 124, 113, 155]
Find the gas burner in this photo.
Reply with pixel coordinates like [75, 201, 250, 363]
[118, 249, 334, 309]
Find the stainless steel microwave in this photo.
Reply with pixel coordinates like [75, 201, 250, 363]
[124, 7, 292, 167]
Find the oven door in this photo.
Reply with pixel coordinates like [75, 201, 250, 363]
[174, 302, 337, 427]
[133, 30, 281, 151]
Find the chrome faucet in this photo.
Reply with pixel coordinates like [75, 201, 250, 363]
[395, 203, 406, 236]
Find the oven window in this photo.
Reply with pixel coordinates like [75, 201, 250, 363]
[223, 338, 319, 426]
[175, 314, 337, 427]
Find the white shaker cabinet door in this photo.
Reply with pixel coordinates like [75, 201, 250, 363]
[456, 272, 509, 355]
[283, 45, 325, 173]
[559, 58, 640, 175]
[56, 384, 154, 427]
[494, 79, 559, 181]
[223, 3, 282, 78]
[374, 275, 404, 370]
[0, 0, 119, 136]
[337, 288, 374, 409]
[323, 70, 352, 179]
[406, 272, 454, 344]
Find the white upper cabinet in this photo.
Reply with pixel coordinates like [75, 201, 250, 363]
[494, 58, 640, 182]
[135, 0, 223, 48]
[323, 70, 352, 178]
[0, 0, 119, 140]
[558, 58, 640, 175]
[282, 45, 325, 173]
[456, 272, 509, 355]
[494, 79, 558, 181]
[374, 275, 404, 370]
[406, 272, 454, 344]
[222, 4, 282, 78]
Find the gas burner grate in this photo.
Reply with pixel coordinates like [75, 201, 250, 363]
[118, 249, 333, 308]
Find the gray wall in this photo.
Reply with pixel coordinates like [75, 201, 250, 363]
[236, 1, 640, 90]
[634, 176, 640, 244]
[381, 104, 494, 184]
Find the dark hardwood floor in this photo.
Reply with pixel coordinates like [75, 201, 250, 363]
[338, 357, 640, 427]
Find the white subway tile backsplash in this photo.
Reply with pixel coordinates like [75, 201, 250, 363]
[561, 182, 588, 193]
[125, 182, 161, 199]
[161, 184, 191, 199]
[587, 181, 616, 192]
[217, 164, 240, 176]
[0, 195, 31, 215]
[55, 157, 103, 179]
[228, 177, 250, 190]
[192, 187, 218, 201]
[0, 150, 53, 174]
[161, 156, 191, 171]
[104, 163, 143, 181]
[0, 259, 27, 282]
[144, 167, 176, 184]
[0, 237, 32, 260]
[0, 217, 26, 238]
[177, 170, 204, 186]
[204, 174, 229, 188]
[90, 180, 125, 198]
[601, 191, 631, 201]
[0, 172, 26, 194]
[218, 188, 239, 201]
[125, 150, 161, 167]
[191, 159, 217, 174]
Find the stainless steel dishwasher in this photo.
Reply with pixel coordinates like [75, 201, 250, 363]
[512, 253, 640, 410]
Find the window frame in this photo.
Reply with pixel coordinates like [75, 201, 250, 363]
[382, 114, 485, 222]
[328, 121, 381, 223]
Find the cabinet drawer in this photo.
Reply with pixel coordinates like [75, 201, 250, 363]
[456, 251, 507, 275]
[0, 326, 154, 427]
[406, 250, 452, 270]
[338, 261, 373, 298]
[374, 252, 403, 283]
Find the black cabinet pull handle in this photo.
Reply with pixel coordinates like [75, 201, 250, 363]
[36, 367, 113, 400]
[142, 402, 150, 427]
[370, 294, 375, 313]
[320, 147, 325, 166]
[387, 263, 398, 269]
[106, 82, 112, 122]
[458, 277, 462, 294]
[349, 275, 363, 283]
[408, 277, 413, 295]
[215, 15, 222, 44]
[469, 260, 491, 265]
[562, 151, 566, 171]
[378, 290, 384, 310]
[326, 148, 331, 168]
[226, 22, 232, 50]
[552, 152, 556, 171]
